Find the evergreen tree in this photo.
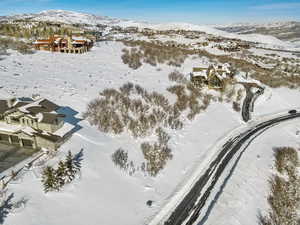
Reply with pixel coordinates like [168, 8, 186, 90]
[55, 161, 67, 188]
[65, 151, 76, 183]
[41, 166, 58, 193]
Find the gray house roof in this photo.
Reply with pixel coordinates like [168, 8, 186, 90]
[39, 99, 59, 112]
[1, 97, 63, 126]
[40, 113, 65, 124]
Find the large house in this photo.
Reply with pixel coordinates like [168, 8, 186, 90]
[191, 63, 234, 89]
[0, 96, 74, 150]
[33, 35, 94, 54]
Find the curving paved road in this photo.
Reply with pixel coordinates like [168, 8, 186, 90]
[241, 85, 264, 122]
[163, 112, 300, 225]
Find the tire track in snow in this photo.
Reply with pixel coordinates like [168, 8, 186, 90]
[74, 133, 104, 146]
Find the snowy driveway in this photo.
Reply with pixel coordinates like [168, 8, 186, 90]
[0, 143, 38, 174]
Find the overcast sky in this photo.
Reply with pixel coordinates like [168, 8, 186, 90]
[0, 0, 300, 24]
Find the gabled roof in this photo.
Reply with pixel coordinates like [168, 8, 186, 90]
[39, 99, 59, 111]
[19, 98, 59, 115]
[40, 113, 65, 124]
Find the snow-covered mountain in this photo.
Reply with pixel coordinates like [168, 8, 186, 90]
[0, 10, 297, 48]
[215, 21, 300, 43]
[0, 10, 121, 26]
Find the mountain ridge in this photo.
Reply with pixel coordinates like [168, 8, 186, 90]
[0, 10, 297, 47]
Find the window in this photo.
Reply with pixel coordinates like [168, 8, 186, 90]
[11, 117, 19, 123]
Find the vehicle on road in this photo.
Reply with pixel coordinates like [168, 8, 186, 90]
[289, 110, 297, 114]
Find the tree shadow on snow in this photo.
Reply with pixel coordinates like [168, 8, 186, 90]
[0, 193, 14, 224]
[73, 149, 84, 169]
[0, 193, 29, 224]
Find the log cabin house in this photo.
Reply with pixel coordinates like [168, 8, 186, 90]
[0, 96, 74, 151]
[33, 35, 94, 54]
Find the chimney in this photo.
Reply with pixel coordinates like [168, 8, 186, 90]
[32, 94, 41, 100]
[67, 36, 73, 49]
[6, 97, 16, 108]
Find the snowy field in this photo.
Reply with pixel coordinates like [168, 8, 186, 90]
[1, 41, 300, 225]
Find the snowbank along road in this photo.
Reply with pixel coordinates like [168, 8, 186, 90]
[162, 111, 300, 225]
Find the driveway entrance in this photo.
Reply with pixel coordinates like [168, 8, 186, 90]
[0, 142, 39, 173]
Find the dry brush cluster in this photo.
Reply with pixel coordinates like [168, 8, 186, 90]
[141, 127, 172, 176]
[85, 71, 220, 176]
[0, 37, 34, 55]
[86, 70, 248, 176]
[84, 82, 183, 138]
[167, 71, 215, 120]
[259, 147, 300, 225]
[121, 40, 190, 69]
[111, 148, 137, 176]
[84, 81, 184, 176]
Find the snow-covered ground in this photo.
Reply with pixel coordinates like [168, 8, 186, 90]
[1, 41, 300, 225]
[201, 118, 300, 225]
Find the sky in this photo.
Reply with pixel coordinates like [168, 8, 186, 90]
[0, 0, 300, 24]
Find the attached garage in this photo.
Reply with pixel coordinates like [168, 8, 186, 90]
[10, 135, 19, 144]
[22, 139, 33, 148]
[0, 134, 9, 143]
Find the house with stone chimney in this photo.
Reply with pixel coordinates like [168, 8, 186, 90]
[0, 95, 74, 150]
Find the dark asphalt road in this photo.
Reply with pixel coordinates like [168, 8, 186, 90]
[164, 112, 300, 225]
[241, 86, 264, 122]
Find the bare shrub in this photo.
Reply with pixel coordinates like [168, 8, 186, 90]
[168, 71, 187, 83]
[84, 98, 125, 134]
[85, 83, 182, 140]
[86, 76, 218, 176]
[156, 127, 170, 146]
[232, 101, 241, 112]
[141, 134, 172, 177]
[119, 82, 134, 95]
[167, 72, 216, 121]
[112, 148, 128, 170]
[0, 37, 34, 55]
[121, 48, 143, 70]
[274, 147, 299, 174]
[260, 147, 300, 225]
[121, 40, 190, 69]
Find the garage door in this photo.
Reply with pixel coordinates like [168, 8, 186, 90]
[22, 139, 33, 148]
[0, 134, 9, 143]
[10, 135, 19, 144]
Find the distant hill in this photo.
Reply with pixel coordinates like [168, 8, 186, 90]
[215, 21, 300, 43]
[0, 10, 121, 26]
[0, 10, 297, 47]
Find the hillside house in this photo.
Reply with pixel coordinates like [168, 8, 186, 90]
[217, 41, 240, 52]
[217, 41, 251, 52]
[191, 63, 234, 89]
[0, 96, 74, 150]
[33, 35, 94, 54]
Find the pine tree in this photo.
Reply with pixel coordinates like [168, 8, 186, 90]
[41, 166, 58, 193]
[56, 161, 67, 188]
[65, 151, 76, 183]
